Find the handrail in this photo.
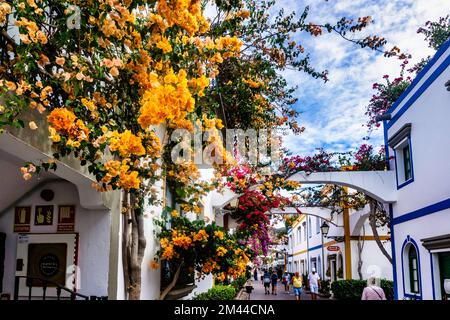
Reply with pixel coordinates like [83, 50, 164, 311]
[14, 275, 90, 300]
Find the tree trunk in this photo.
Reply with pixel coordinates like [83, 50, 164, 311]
[159, 262, 183, 300]
[127, 193, 146, 300]
[357, 225, 365, 280]
[122, 191, 147, 300]
[121, 192, 130, 299]
[368, 201, 392, 264]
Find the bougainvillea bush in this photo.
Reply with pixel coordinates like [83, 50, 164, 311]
[153, 207, 251, 298]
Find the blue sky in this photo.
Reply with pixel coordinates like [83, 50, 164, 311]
[272, 0, 450, 155]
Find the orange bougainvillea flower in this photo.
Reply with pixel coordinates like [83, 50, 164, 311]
[214, 230, 224, 240]
[47, 108, 77, 132]
[138, 69, 195, 129]
[193, 229, 208, 242]
[149, 259, 160, 269]
[172, 235, 192, 249]
[161, 245, 174, 260]
[108, 130, 146, 158]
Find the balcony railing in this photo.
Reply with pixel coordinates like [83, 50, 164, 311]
[13, 276, 106, 300]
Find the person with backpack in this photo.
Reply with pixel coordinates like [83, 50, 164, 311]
[263, 270, 271, 294]
[361, 277, 386, 300]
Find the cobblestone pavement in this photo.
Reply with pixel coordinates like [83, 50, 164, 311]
[243, 279, 329, 301]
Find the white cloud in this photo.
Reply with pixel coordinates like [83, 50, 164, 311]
[271, 0, 450, 156]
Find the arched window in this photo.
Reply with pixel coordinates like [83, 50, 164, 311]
[408, 245, 420, 293]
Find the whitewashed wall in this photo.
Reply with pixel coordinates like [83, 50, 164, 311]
[388, 46, 450, 218]
[0, 180, 110, 297]
[394, 208, 450, 300]
[387, 43, 450, 300]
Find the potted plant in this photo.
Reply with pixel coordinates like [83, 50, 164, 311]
[319, 280, 332, 298]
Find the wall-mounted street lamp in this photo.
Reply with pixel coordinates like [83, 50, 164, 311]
[320, 221, 330, 238]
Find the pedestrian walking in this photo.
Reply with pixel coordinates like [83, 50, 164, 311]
[282, 272, 291, 293]
[361, 277, 386, 300]
[263, 270, 271, 294]
[308, 268, 320, 300]
[292, 272, 303, 301]
[271, 270, 278, 295]
[254, 268, 258, 281]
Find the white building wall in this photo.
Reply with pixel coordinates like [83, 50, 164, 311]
[287, 205, 392, 283]
[387, 49, 450, 217]
[0, 180, 110, 297]
[386, 41, 450, 300]
[350, 241, 392, 280]
[393, 208, 450, 300]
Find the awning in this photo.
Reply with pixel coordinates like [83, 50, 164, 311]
[421, 234, 450, 252]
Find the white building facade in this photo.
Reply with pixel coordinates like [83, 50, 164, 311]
[384, 39, 450, 300]
[286, 205, 392, 283]
[0, 126, 219, 300]
[286, 38, 450, 300]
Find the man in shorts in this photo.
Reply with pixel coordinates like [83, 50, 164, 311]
[308, 268, 321, 300]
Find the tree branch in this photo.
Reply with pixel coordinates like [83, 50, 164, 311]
[159, 262, 183, 300]
[1, 30, 16, 47]
[368, 200, 392, 264]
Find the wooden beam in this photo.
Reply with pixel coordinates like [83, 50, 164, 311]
[350, 235, 391, 241]
[343, 187, 352, 280]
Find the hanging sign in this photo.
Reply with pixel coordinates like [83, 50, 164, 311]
[35, 205, 54, 226]
[57, 205, 75, 232]
[14, 206, 31, 233]
[327, 245, 340, 252]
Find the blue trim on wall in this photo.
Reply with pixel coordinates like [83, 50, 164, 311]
[388, 204, 398, 300]
[401, 236, 423, 300]
[387, 53, 450, 130]
[393, 197, 450, 225]
[383, 120, 391, 172]
[386, 38, 450, 116]
[430, 252, 436, 300]
[308, 244, 323, 252]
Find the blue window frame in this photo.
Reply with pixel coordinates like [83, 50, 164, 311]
[388, 123, 414, 189]
[394, 136, 414, 189]
[403, 145, 412, 181]
[401, 236, 422, 299]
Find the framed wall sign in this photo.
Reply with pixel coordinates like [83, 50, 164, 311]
[57, 205, 75, 232]
[14, 207, 31, 233]
[34, 205, 54, 226]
